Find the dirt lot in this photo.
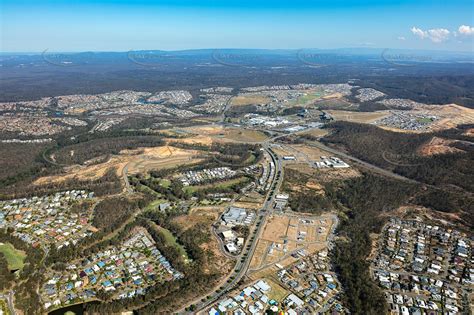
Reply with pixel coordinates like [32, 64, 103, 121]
[299, 128, 329, 138]
[379, 104, 474, 134]
[167, 125, 268, 144]
[232, 200, 264, 210]
[34, 146, 203, 185]
[173, 205, 233, 275]
[428, 104, 474, 131]
[326, 110, 390, 123]
[230, 94, 271, 106]
[418, 136, 465, 156]
[285, 163, 361, 184]
[272, 143, 333, 167]
[249, 213, 335, 271]
[173, 205, 225, 230]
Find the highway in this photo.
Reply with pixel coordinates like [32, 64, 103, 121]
[184, 122, 422, 313]
[186, 145, 282, 313]
[306, 141, 420, 185]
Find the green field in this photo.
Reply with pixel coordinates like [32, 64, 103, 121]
[0, 243, 26, 271]
[417, 117, 433, 124]
[0, 300, 10, 315]
[184, 176, 250, 194]
[158, 227, 189, 260]
[159, 178, 171, 188]
[144, 198, 168, 211]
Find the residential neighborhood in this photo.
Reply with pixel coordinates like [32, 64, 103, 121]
[0, 190, 97, 249]
[40, 228, 183, 310]
[180, 167, 237, 186]
[371, 219, 473, 314]
[207, 248, 347, 314]
[276, 249, 346, 314]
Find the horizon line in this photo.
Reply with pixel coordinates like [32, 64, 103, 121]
[1, 47, 473, 55]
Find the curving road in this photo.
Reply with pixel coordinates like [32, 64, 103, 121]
[181, 145, 282, 313]
[0, 291, 16, 315]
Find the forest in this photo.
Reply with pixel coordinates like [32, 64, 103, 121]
[332, 173, 416, 314]
[322, 122, 473, 208]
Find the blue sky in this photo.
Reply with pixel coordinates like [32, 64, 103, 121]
[1, 0, 473, 52]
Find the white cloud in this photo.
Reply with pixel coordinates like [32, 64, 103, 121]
[411, 27, 427, 39]
[397, 36, 406, 41]
[458, 25, 474, 36]
[411, 26, 450, 43]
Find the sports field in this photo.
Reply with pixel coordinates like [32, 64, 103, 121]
[0, 242, 26, 270]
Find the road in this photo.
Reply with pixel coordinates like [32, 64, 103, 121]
[181, 145, 282, 313]
[0, 291, 16, 315]
[247, 213, 338, 274]
[122, 162, 134, 194]
[306, 141, 419, 184]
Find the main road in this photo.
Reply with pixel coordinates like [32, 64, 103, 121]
[183, 145, 282, 313]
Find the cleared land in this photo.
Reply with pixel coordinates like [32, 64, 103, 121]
[326, 110, 390, 123]
[183, 176, 250, 194]
[249, 213, 335, 271]
[230, 95, 271, 106]
[378, 104, 474, 133]
[0, 242, 26, 270]
[172, 205, 233, 275]
[428, 104, 474, 131]
[169, 125, 268, 144]
[34, 146, 202, 185]
[418, 136, 465, 156]
[299, 128, 329, 138]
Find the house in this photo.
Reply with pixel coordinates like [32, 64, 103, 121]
[254, 280, 271, 292]
[208, 307, 219, 315]
[285, 293, 304, 307]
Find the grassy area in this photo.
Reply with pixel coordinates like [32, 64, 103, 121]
[184, 176, 250, 194]
[243, 153, 257, 164]
[144, 198, 168, 211]
[230, 95, 271, 106]
[0, 242, 26, 271]
[158, 227, 189, 260]
[0, 300, 10, 315]
[294, 92, 323, 105]
[265, 278, 290, 301]
[159, 178, 171, 188]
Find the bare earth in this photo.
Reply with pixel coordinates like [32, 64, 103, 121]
[34, 146, 202, 185]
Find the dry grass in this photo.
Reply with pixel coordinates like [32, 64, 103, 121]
[34, 146, 202, 185]
[379, 104, 474, 134]
[173, 206, 223, 230]
[166, 125, 267, 145]
[232, 200, 264, 210]
[300, 128, 329, 138]
[326, 110, 390, 123]
[429, 104, 474, 131]
[249, 213, 336, 270]
[230, 95, 271, 106]
[418, 136, 465, 156]
[172, 205, 233, 275]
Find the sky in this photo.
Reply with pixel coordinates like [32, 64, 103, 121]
[1, 0, 473, 52]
